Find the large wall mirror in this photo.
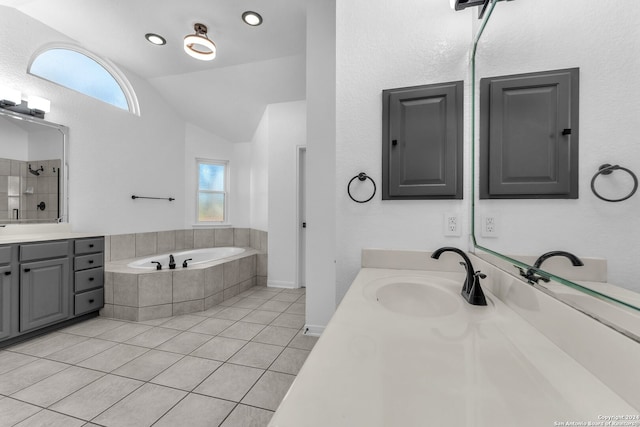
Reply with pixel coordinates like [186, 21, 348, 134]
[472, 0, 640, 335]
[0, 109, 68, 225]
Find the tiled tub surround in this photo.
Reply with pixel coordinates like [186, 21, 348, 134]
[103, 228, 268, 322]
[270, 249, 640, 427]
[0, 157, 61, 223]
[0, 285, 314, 427]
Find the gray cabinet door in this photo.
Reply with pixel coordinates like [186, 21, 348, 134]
[0, 265, 11, 340]
[480, 68, 579, 199]
[20, 258, 70, 332]
[383, 81, 463, 199]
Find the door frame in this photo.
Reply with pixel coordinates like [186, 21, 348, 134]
[295, 145, 307, 288]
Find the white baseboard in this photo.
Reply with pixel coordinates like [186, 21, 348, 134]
[267, 280, 297, 289]
[303, 324, 325, 337]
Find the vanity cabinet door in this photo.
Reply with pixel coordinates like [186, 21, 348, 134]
[20, 258, 70, 332]
[0, 265, 12, 340]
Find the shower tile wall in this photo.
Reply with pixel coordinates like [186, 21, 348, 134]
[0, 157, 60, 222]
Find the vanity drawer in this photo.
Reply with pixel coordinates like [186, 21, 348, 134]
[20, 241, 69, 261]
[74, 288, 103, 315]
[75, 268, 104, 293]
[0, 246, 11, 264]
[75, 238, 104, 255]
[74, 253, 103, 271]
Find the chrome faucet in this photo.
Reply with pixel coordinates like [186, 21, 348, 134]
[169, 254, 176, 270]
[431, 247, 487, 306]
[519, 250, 584, 284]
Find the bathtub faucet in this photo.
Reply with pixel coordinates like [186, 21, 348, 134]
[151, 261, 162, 270]
[169, 255, 176, 270]
[431, 247, 487, 306]
[182, 258, 192, 268]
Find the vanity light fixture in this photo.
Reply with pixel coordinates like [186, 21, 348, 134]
[0, 85, 22, 106]
[242, 11, 263, 26]
[0, 86, 50, 119]
[27, 96, 50, 114]
[145, 33, 166, 46]
[183, 23, 216, 61]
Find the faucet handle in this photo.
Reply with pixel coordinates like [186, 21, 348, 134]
[474, 271, 486, 279]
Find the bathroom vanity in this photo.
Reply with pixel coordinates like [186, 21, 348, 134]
[269, 250, 640, 426]
[0, 225, 104, 347]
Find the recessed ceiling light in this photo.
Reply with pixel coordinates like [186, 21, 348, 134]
[242, 11, 263, 26]
[145, 33, 166, 46]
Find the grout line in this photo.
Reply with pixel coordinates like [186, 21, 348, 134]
[0, 289, 308, 426]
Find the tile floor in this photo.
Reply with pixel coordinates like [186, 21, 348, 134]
[0, 286, 316, 427]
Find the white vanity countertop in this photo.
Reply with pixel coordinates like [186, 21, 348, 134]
[0, 224, 102, 244]
[270, 268, 637, 427]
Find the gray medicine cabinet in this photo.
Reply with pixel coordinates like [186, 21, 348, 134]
[382, 81, 464, 200]
[479, 68, 579, 199]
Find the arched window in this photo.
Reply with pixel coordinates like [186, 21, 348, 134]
[28, 46, 139, 114]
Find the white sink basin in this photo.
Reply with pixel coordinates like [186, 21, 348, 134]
[376, 281, 459, 317]
[363, 276, 462, 318]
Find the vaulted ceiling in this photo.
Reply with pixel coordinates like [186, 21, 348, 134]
[0, 0, 307, 142]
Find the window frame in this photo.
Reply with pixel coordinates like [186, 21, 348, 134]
[27, 43, 140, 115]
[196, 158, 229, 225]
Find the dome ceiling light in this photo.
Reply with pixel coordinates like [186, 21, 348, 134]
[145, 33, 166, 45]
[242, 11, 263, 26]
[184, 23, 216, 61]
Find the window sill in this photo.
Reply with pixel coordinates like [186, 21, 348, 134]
[192, 223, 233, 229]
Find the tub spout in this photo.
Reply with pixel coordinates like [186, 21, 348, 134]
[151, 261, 162, 270]
[169, 255, 176, 270]
[182, 258, 192, 268]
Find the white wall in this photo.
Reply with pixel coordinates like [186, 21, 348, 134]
[183, 122, 251, 228]
[250, 108, 269, 232]
[0, 6, 186, 235]
[334, 1, 473, 303]
[474, 0, 640, 291]
[267, 101, 307, 288]
[28, 127, 63, 160]
[305, 0, 337, 332]
[0, 117, 28, 160]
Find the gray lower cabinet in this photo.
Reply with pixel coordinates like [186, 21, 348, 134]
[20, 257, 70, 332]
[0, 265, 12, 340]
[73, 237, 104, 316]
[0, 236, 104, 346]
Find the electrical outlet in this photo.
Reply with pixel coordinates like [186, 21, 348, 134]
[481, 215, 498, 237]
[444, 213, 461, 236]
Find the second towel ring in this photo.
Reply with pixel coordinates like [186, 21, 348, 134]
[347, 172, 376, 203]
[590, 164, 638, 202]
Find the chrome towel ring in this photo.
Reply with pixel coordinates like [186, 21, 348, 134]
[347, 172, 376, 203]
[590, 164, 638, 202]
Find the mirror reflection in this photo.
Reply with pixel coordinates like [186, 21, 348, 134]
[473, 0, 640, 321]
[0, 110, 67, 224]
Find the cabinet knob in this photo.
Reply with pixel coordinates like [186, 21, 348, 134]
[89, 277, 94, 281]
[88, 299, 94, 303]
[89, 244, 94, 248]
[23, 268, 30, 273]
[392, 139, 398, 146]
[88, 260, 94, 264]
[4, 271, 10, 276]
